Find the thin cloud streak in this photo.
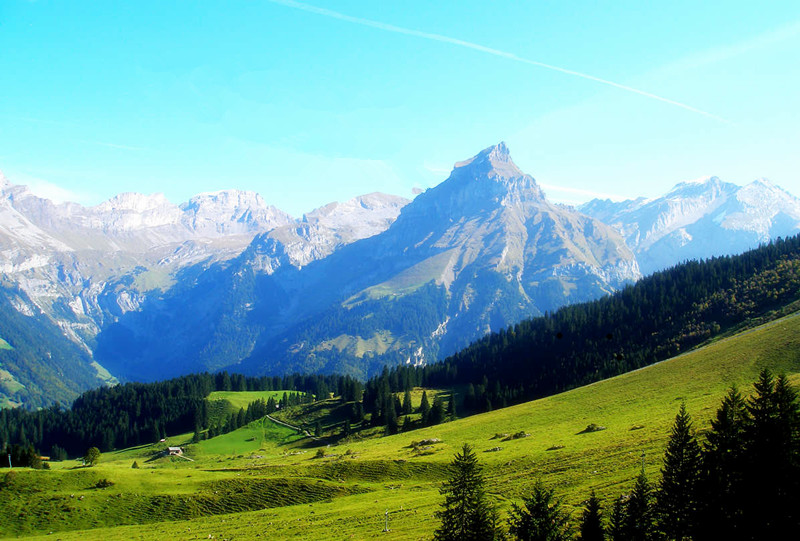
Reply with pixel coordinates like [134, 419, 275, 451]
[75, 139, 150, 152]
[267, 0, 731, 124]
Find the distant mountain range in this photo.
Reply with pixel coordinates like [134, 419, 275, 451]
[94, 142, 639, 382]
[1, 145, 799, 407]
[580, 176, 800, 275]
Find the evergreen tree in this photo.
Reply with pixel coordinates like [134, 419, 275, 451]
[385, 396, 399, 435]
[314, 421, 322, 438]
[607, 496, 626, 541]
[624, 472, 654, 540]
[434, 443, 502, 540]
[402, 388, 413, 415]
[740, 369, 800, 537]
[447, 395, 457, 419]
[508, 480, 572, 540]
[656, 404, 701, 540]
[420, 391, 432, 425]
[430, 395, 446, 426]
[579, 491, 604, 541]
[698, 387, 747, 539]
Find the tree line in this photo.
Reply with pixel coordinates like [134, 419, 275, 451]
[0, 371, 363, 461]
[433, 368, 800, 540]
[360, 235, 800, 426]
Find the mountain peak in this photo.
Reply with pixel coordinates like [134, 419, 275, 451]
[665, 175, 737, 200]
[750, 177, 774, 188]
[0, 170, 8, 189]
[452, 142, 525, 181]
[486, 141, 511, 162]
[97, 192, 173, 212]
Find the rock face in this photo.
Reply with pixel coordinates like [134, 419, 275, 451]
[580, 177, 800, 275]
[93, 143, 640, 382]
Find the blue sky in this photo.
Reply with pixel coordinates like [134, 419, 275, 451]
[1, 1, 799, 216]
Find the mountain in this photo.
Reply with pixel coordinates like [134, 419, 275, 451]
[0, 173, 408, 406]
[0, 283, 115, 409]
[580, 176, 800, 274]
[95, 143, 640, 381]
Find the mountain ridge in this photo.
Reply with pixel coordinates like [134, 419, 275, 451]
[580, 176, 800, 274]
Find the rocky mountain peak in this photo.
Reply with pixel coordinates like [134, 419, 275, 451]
[96, 192, 174, 213]
[182, 189, 268, 211]
[665, 176, 736, 199]
[453, 141, 524, 181]
[395, 143, 546, 228]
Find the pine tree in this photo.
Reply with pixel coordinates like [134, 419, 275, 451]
[420, 391, 432, 426]
[385, 396, 399, 435]
[579, 491, 604, 541]
[508, 481, 572, 540]
[624, 472, 654, 540]
[430, 395, 446, 426]
[698, 387, 747, 538]
[402, 388, 413, 415]
[656, 403, 701, 540]
[740, 369, 800, 537]
[434, 443, 502, 540]
[607, 496, 626, 541]
[447, 395, 457, 419]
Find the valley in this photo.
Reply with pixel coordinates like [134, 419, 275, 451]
[2, 309, 799, 539]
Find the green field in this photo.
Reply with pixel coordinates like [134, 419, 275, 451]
[0, 337, 13, 350]
[4, 311, 800, 540]
[206, 389, 304, 424]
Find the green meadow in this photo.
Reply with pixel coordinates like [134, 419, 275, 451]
[3, 311, 800, 540]
[205, 389, 305, 425]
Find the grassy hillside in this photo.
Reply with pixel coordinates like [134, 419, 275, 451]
[4, 311, 800, 540]
[205, 389, 301, 425]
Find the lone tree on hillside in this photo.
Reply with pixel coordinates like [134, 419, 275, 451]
[434, 443, 502, 540]
[83, 447, 101, 467]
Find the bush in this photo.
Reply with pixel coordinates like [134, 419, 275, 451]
[95, 478, 114, 489]
[131, 461, 139, 469]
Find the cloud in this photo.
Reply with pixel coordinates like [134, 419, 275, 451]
[75, 139, 150, 152]
[13, 174, 99, 205]
[266, 0, 730, 123]
[539, 182, 627, 202]
[661, 19, 800, 73]
[423, 162, 452, 175]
